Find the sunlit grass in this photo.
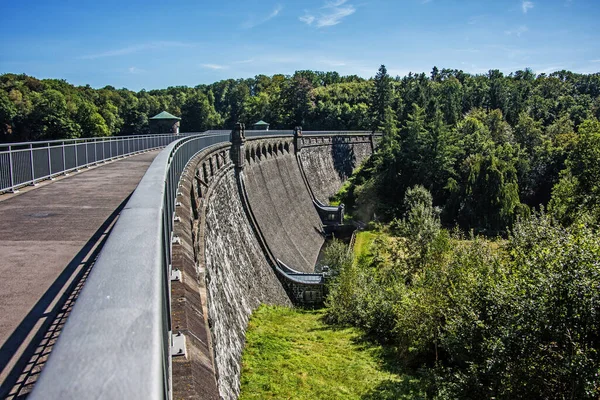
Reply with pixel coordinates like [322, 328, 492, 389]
[239, 306, 425, 400]
[353, 230, 385, 261]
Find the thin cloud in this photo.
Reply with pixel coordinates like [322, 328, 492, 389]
[453, 48, 480, 53]
[128, 66, 146, 74]
[243, 5, 282, 29]
[522, 1, 534, 13]
[81, 41, 192, 59]
[505, 25, 529, 36]
[300, 0, 356, 28]
[201, 64, 227, 70]
[537, 65, 564, 74]
[233, 59, 255, 64]
[318, 58, 347, 67]
[590, 59, 600, 63]
[299, 15, 315, 25]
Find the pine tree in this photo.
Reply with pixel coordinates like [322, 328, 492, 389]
[370, 65, 392, 132]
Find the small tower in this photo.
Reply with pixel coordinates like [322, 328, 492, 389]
[252, 120, 270, 131]
[149, 111, 181, 134]
[293, 126, 303, 154]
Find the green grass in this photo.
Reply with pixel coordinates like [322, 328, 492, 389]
[353, 231, 384, 261]
[239, 305, 424, 400]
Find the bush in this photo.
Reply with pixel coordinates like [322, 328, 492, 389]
[326, 206, 600, 398]
[434, 213, 600, 398]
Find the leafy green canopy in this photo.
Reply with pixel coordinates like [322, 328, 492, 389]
[2, 67, 600, 230]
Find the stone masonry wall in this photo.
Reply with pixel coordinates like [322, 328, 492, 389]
[172, 134, 376, 400]
[203, 168, 291, 400]
[299, 136, 372, 204]
[243, 139, 324, 273]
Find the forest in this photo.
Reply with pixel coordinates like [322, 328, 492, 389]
[2, 67, 599, 232]
[2, 67, 600, 398]
[322, 67, 600, 398]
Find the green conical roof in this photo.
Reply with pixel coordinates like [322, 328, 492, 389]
[253, 120, 269, 126]
[150, 111, 181, 120]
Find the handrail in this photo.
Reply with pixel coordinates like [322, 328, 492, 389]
[0, 133, 182, 193]
[27, 129, 377, 399]
[28, 132, 229, 400]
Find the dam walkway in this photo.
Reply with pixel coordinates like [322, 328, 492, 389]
[0, 150, 159, 398]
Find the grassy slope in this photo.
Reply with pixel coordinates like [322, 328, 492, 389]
[352, 231, 383, 261]
[240, 306, 424, 400]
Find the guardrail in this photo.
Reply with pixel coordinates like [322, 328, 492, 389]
[27, 129, 378, 399]
[0, 134, 180, 193]
[28, 132, 230, 400]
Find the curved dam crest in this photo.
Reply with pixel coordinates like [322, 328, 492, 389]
[170, 131, 377, 399]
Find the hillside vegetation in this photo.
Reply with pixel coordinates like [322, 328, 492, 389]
[3, 66, 599, 232]
[324, 185, 600, 399]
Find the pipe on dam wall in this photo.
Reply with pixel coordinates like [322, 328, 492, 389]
[171, 132, 376, 399]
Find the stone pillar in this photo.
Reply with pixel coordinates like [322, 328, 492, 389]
[293, 126, 303, 154]
[230, 122, 246, 169]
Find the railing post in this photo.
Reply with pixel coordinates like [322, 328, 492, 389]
[8, 145, 16, 193]
[74, 140, 79, 171]
[62, 141, 67, 175]
[85, 139, 89, 167]
[29, 143, 36, 185]
[94, 138, 98, 165]
[47, 143, 53, 179]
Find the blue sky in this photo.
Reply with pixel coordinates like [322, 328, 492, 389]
[1, 0, 598, 90]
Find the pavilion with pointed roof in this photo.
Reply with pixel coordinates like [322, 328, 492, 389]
[149, 111, 181, 134]
[252, 120, 270, 131]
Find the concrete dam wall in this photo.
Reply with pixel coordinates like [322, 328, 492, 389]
[299, 135, 374, 204]
[243, 138, 324, 273]
[204, 168, 291, 399]
[171, 132, 376, 399]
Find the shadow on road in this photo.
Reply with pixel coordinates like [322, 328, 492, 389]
[0, 194, 131, 398]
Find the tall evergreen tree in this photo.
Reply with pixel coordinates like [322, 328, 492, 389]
[370, 65, 393, 132]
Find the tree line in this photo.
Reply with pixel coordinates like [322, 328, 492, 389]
[0, 71, 366, 141]
[1, 66, 599, 231]
[339, 65, 600, 233]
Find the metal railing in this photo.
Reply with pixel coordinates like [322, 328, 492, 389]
[27, 129, 377, 399]
[0, 134, 181, 193]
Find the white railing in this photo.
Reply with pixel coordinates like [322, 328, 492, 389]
[0, 134, 180, 193]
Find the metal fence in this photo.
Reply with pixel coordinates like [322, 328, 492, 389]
[0, 134, 181, 193]
[27, 130, 378, 400]
[28, 132, 230, 400]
